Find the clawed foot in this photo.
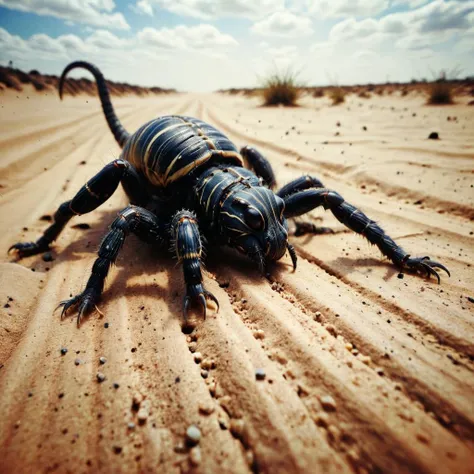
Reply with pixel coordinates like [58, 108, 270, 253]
[8, 240, 50, 258]
[403, 256, 450, 284]
[183, 284, 219, 321]
[58, 288, 101, 327]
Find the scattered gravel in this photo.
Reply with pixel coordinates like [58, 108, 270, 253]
[60, 348, 68, 355]
[189, 446, 202, 466]
[74, 358, 81, 366]
[96, 372, 106, 383]
[99, 357, 107, 365]
[428, 132, 439, 139]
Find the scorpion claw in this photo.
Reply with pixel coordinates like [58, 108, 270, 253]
[183, 285, 219, 321]
[8, 241, 49, 258]
[404, 256, 450, 284]
[58, 288, 99, 326]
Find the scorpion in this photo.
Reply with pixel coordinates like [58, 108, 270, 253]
[9, 61, 450, 326]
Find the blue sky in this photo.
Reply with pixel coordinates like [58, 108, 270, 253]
[0, 0, 473, 91]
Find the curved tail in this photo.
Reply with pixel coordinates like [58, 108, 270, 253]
[59, 61, 130, 148]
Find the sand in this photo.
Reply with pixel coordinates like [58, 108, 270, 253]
[0, 85, 473, 473]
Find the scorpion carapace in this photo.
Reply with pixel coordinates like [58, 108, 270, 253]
[9, 61, 450, 326]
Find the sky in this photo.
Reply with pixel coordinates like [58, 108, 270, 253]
[0, 0, 473, 92]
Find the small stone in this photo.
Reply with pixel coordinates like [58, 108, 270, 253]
[397, 273, 404, 279]
[193, 352, 203, 363]
[186, 425, 201, 446]
[253, 329, 265, 340]
[320, 395, 337, 411]
[255, 368, 266, 380]
[137, 400, 151, 424]
[74, 358, 81, 366]
[189, 446, 202, 466]
[376, 367, 385, 376]
[326, 324, 337, 337]
[201, 370, 209, 379]
[359, 355, 372, 366]
[230, 419, 245, 439]
[104, 322, 109, 328]
[188, 341, 197, 353]
[345, 343, 353, 351]
[198, 403, 215, 416]
[42, 252, 54, 262]
[113, 446, 122, 455]
[99, 357, 107, 365]
[113, 383, 120, 389]
[60, 347, 68, 355]
[314, 412, 330, 427]
[96, 372, 106, 383]
[428, 132, 439, 140]
[127, 422, 136, 430]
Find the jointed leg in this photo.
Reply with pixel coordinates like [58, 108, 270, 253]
[284, 187, 450, 282]
[240, 146, 276, 189]
[278, 175, 333, 236]
[60, 205, 165, 326]
[170, 210, 218, 320]
[9, 159, 148, 258]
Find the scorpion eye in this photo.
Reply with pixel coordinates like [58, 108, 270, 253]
[244, 207, 264, 231]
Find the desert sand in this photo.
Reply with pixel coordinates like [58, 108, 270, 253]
[0, 85, 473, 474]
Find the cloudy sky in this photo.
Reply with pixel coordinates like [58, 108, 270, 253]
[0, 0, 473, 91]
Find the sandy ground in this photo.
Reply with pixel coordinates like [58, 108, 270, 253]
[0, 86, 473, 474]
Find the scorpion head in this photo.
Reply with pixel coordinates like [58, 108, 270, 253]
[219, 186, 292, 274]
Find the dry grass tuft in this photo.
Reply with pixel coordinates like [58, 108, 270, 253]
[262, 69, 300, 106]
[329, 87, 345, 105]
[427, 81, 454, 105]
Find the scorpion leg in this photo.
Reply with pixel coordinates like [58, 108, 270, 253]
[277, 175, 333, 236]
[59, 206, 164, 326]
[170, 210, 218, 321]
[283, 188, 450, 283]
[9, 159, 147, 258]
[240, 146, 276, 189]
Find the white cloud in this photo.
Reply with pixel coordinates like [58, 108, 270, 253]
[0, 0, 129, 30]
[138, 24, 238, 50]
[307, 0, 390, 18]
[251, 11, 313, 37]
[135, 0, 284, 19]
[327, 0, 474, 48]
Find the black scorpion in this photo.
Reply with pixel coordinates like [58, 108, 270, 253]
[9, 61, 450, 325]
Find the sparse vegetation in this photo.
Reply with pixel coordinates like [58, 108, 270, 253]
[261, 69, 300, 106]
[329, 87, 345, 105]
[426, 68, 461, 105]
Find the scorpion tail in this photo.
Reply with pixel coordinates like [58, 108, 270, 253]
[59, 61, 130, 148]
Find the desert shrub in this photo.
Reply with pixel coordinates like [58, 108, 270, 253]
[329, 87, 345, 105]
[261, 69, 300, 106]
[0, 68, 22, 90]
[358, 90, 371, 99]
[312, 88, 324, 98]
[427, 81, 454, 104]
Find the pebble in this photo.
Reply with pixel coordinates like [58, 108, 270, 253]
[74, 358, 81, 366]
[42, 252, 54, 262]
[188, 341, 197, 353]
[200, 370, 208, 379]
[255, 368, 266, 380]
[137, 400, 151, 424]
[320, 395, 337, 411]
[198, 402, 215, 415]
[253, 329, 265, 340]
[96, 372, 106, 383]
[326, 324, 337, 337]
[314, 412, 330, 427]
[193, 352, 203, 363]
[186, 425, 201, 446]
[230, 419, 245, 439]
[127, 422, 136, 430]
[428, 131, 439, 140]
[60, 347, 68, 355]
[189, 446, 202, 466]
[99, 357, 107, 365]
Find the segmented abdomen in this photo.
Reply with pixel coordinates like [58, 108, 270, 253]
[122, 115, 243, 187]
